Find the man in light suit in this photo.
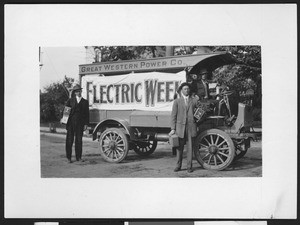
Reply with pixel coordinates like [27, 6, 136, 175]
[169, 82, 198, 173]
[65, 84, 89, 163]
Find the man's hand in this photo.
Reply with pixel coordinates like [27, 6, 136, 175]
[84, 125, 88, 131]
[169, 129, 176, 136]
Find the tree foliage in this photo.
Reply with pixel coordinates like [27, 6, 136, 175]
[40, 76, 74, 123]
[92, 46, 166, 62]
[210, 46, 262, 118]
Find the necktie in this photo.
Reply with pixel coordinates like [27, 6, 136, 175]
[185, 97, 188, 106]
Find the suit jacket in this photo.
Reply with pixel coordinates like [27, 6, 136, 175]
[194, 80, 210, 99]
[170, 96, 198, 138]
[65, 97, 89, 128]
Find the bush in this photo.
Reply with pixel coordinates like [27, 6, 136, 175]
[40, 76, 74, 123]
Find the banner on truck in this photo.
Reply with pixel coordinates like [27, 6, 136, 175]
[81, 71, 186, 111]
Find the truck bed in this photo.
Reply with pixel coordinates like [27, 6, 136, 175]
[130, 111, 171, 128]
[89, 109, 172, 128]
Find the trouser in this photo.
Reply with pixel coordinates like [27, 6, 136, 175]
[176, 127, 195, 170]
[65, 118, 84, 160]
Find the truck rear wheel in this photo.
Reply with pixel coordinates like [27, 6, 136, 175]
[98, 128, 129, 163]
[234, 148, 247, 161]
[233, 138, 250, 161]
[133, 140, 157, 156]
[194, 129, 235, 170]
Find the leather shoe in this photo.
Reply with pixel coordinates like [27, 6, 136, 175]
[187, 168, 193, 173]
[174, 167, 181, 172]
[68, 159, 72, 163]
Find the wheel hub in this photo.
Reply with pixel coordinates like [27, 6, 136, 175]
[139, 142, 149, 148]
[208, 145, 218, 154]
[108, 141, 117, 150]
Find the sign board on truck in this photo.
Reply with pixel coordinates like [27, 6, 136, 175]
[81, 71, 186, 111]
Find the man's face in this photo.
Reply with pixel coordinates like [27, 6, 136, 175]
[74, 90, 82, 97]
[201, 73, 208, 80]
[181, 85, 190, 97]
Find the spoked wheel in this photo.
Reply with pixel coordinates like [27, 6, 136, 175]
[234, 148, 247, 161]
[98, 128, 129, 163]
[194, 129, 235, 170]
[133, 140, 157, 156]
[233, 138, 249, 161]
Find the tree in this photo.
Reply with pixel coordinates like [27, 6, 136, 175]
[209, 46, 262, 119]
[40, 76, 74, 123]
[91, 46, 167, 62]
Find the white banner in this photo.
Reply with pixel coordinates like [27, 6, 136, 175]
[81, 71, 186, 111]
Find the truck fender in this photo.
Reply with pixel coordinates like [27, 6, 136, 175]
[92, 118, 134, 141]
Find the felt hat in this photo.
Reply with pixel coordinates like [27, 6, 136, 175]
[72, 84, 82, 91]
[199, 68, 209, 75]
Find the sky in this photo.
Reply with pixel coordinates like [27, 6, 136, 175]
[39, 47, 91, 91]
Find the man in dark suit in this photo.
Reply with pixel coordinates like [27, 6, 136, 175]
[191, 68, 211, 100]
[65, 84, 89, 163]
[169, 82, 198, 173]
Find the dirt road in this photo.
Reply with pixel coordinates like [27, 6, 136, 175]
[40, 133, 262, 178]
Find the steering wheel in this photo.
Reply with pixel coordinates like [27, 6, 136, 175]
[218, 90, 234, 97]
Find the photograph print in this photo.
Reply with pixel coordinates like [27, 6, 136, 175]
[40, 46, 262, 178]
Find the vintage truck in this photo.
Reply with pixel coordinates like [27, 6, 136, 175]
[78, 52, 259, 170]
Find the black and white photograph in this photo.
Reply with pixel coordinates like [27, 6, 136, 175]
[39, 46, 262, 178]
[4, 4, 297, 220]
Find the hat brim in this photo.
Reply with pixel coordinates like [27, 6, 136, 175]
[199, 72, 209, 75]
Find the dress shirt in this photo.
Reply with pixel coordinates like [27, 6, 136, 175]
[183, 96, 189, 106]
[76, 96, 82, 104]
[202, 80, 209, 98]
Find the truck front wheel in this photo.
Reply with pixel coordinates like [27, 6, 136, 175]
[98, 128, 129, 163]
[194, 129, 235, 170]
